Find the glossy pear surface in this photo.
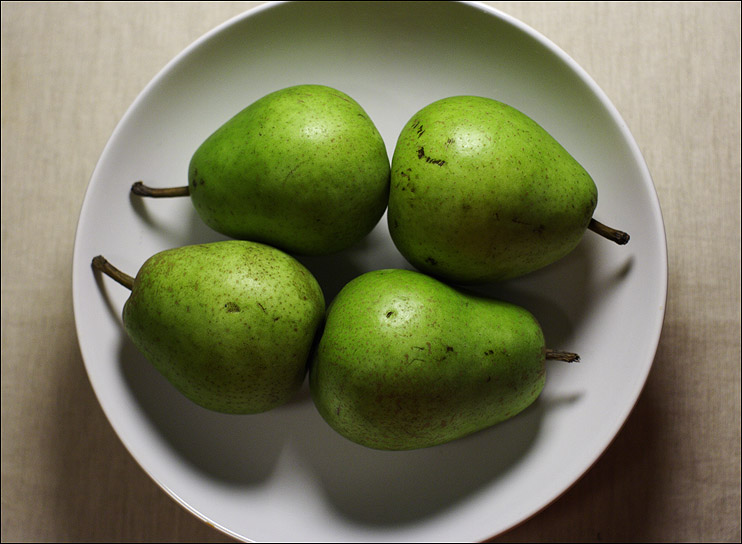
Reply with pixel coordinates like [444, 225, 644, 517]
[309, 269, 546, 450]
[188, 84, 390, 255]
[388, 95, 598, 283]
[122, 241, 325, 414]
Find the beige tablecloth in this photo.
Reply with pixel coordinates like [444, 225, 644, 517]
[2, 2, 740, 542]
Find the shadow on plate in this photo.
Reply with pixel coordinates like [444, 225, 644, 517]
[111, 285, 580, 528]
[117, 336, 286, 484]
[292, 390, 550, 526]
[118, 326, 551, 524]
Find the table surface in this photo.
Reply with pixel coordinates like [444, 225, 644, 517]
[2, 2, 740, 542]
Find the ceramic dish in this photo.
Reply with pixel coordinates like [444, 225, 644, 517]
[72, 2, 667, 541]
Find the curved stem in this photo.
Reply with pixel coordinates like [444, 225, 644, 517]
[545, 349, 580, 363]
[92, 255, 134, 291]
[131, 181, 190, 198]
[588, 218, 630, 245]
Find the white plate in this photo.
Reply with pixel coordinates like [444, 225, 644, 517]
[72, 2, 667, 542]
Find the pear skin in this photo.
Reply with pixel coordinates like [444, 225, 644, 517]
[187, 84, 390, 255]
[98, 241, 326, 414]
[388, 95, 600, 283]
[309, 269, 548, 450]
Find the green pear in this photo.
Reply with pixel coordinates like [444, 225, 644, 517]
[92, 240, 325, 414]
[309, 268, 577, 450]
[388, 95, 629, 283]
[132, 84, 390, 255]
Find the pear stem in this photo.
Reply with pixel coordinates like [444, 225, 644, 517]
[131, 181, 190, 198]
[92, 255, 134, 291]
[545, 349, 580, 363]
[588, 218, 630, 245]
